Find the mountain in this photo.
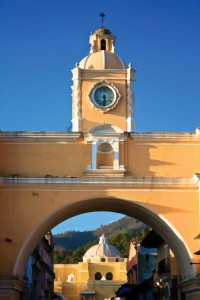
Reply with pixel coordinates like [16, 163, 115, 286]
[53, 216, 145, 251]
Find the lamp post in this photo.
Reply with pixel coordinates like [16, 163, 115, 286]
[190, 250, 200, 265]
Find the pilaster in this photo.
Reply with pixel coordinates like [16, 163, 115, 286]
[0, 276, 26, 300]
[179, 276, 200, 300]
[126, 63, 135, 132]
[71, 66, 82, 132]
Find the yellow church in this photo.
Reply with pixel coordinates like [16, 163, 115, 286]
[0, 20, 200, 300]
[54, 235, 127, 300]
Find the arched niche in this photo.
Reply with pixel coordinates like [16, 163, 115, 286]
[84, 124, 125, 172]
[97, 142, 114, 169]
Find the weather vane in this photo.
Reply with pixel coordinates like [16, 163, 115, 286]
[100, 12, 105, 27]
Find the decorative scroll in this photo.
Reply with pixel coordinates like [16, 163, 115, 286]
[71, 67, 82, 131]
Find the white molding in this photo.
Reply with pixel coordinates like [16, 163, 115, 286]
[0, 130, 199, 141]
[0, 131, 81, 140]
[130, 130, 200, 140]
[84, 132, 127, 143]
[193, 173, 200, 188]
[0, 176, 196, 187]
[92, 142, 97, 169]
[126, 64, 134, 132]
[196, 128, 200, 136]
[81, 69, 127, 73]
[80, 77, 128, 80]
[71, 68, 82, 131]
[87, 124, 124, 134]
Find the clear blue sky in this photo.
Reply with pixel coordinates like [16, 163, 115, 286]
[1, 1, 200, 234]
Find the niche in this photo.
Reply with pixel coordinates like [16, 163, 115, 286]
[97, 142, 113, 169]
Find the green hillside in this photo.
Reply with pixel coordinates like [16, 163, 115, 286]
[53, 216, 150, 264]
[54, 227, 150, 264]
[53, 216, 145, 251]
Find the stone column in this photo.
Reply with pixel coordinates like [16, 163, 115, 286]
[0, 276, 27, 300]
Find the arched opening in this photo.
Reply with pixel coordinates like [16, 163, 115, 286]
[101, 39, 106, 50]
[106, 272, 113, 280]
[14, 196, 195, 282]
[95, 272, 102, 280]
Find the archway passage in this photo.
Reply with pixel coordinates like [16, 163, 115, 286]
[14, 196, 195, 281]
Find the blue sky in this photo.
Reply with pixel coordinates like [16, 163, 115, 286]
[1, 1, 200, 234]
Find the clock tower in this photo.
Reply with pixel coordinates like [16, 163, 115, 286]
[71, 26, 135, 133]
[71, 25, 135, 175]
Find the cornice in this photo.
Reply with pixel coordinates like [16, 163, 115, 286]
[193, 173, 200, 188]
[0, 130, 199, 142]
[80, 69, 127, 73]
[0, 175, 197, 188]
[130, 130, 200, 141]
[0, 131, 82, 141]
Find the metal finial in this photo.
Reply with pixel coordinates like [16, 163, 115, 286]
[100, 12, 105, 27]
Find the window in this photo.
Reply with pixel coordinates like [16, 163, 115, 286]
[106, 272, 113, 280]
[67, 273, 76, 282]
[101, 39, 106, 50]
[95, 272, 102, 280]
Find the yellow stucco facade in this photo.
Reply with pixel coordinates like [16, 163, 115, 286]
[0, 25, 200, 299]
[54, 262, 126, 300]
[54, 235, 127, 300]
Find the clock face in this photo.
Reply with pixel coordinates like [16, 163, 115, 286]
[88, 81, 121, 113]
[93, 86, 114, 107]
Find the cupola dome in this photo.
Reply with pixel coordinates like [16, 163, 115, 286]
[82, 235, 123, 263]
[78, 27, 127, 70]
[93, 27, 112, 36]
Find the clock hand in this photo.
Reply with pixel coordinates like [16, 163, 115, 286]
[102, 94, 107, 106]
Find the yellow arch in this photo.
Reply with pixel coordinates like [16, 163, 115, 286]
[13, 196, 196, 279]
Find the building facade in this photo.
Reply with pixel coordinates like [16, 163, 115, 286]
[54, 235, 127, 300]
[141, 230, 179, 300]
[116, 238, 157, 300]
[0, 24, 200, 300]
[22, 232, 54, 300]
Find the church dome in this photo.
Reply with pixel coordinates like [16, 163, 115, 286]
[93, 26, 112, 36]
[83, 235, 122, 261]
[79, 51, 127, 70]
[77, 26, 128, 70]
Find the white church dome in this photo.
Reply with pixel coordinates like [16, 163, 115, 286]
[83, 235, 122, 262]
[78, 26, 128, 70]
[79, 51, 127, 70]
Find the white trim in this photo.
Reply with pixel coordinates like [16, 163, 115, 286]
[92, 142, 97, 169]
[0, 130, 199, 141]
[135, 143, 200, 146]
[113, 141, 119, 170]
[103, 50, 106, 68]
[131, 131, 200, 140]
[0, 142, 79, 145]
[0, 188, 196, 193]
[80, 77, 128, 80]
[87, 124, 124, 135]
[0, 131, 81, 140]
[81, 69, 127, 73]
[0, 176, 197, 187]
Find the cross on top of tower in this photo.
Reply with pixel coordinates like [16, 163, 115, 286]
[100, 12, 105, 27]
